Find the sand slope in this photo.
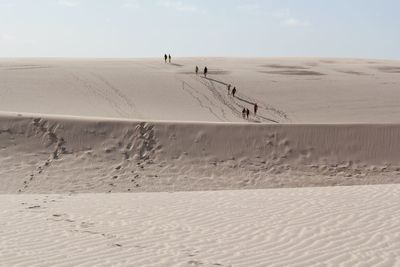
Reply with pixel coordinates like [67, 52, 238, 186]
[1, 185, 400, 266]
[1, 113, 400, 193]
[1, 58, 400, 123]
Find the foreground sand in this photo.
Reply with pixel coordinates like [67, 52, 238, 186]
[1, 185, 399, 266]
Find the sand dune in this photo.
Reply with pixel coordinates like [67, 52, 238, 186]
[2, 58, 400, 266]
[1, 58, 400, 123]
[1, 113, 400, 194]
[1, 185, 400, 266]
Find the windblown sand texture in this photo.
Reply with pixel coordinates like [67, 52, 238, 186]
[1, 185, 400, 266]
[1, 58, 400, 266]
[1, 58, 400, 123]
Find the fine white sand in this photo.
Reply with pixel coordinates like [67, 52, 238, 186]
[1, 113, 400, 193]
[0, 58, 400, 123]
[1, 185, 400, 266]
[1, 58, 400, 266]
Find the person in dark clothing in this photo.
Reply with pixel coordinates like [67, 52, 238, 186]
[242, 108, 246, 118]
[168, 54, 171, 63]
[195, 66, 199, 75]
[232, 87, 237, 97]
[254, 103, 258, 115]
[204, 67, 208, 77]
[164, 54, 167, 63]
[246, 108, 250, 119]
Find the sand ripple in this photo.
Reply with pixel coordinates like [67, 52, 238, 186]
[1, 185, 400, 266]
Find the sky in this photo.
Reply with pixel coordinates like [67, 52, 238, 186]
[0, 0, 399, 59]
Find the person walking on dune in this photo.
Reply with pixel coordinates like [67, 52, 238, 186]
[254, 103, 258, 115]
[232, 87, 237, 97]
[164, 54, 167, 63]
[246, 108, 250, 119]
[228, 84, 231, 95]
[204, 67, 208, 77]
[242, 108, 246, 119]
[195, 66, 199, 75]
[168, 54, 172, 63]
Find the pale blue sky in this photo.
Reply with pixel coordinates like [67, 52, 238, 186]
[0, 0, 399, 59]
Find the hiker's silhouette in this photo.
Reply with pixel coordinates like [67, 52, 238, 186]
[232, 87, 237, 97]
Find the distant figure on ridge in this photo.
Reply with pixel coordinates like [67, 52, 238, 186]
[228, 84, 231, 95]
[164, 54, 167, 63]
[195, 66, 199, 75]
[204, 67, 208, 77]
[232, 87, 237, 97]
[242, 108, 246, 119]
[168, 54, 172, 63]
[246, 108, 250, 119]
[254, 103, 258, 115]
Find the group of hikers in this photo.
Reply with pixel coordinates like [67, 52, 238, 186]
[225, 83, 259, 120]
[164, 54, 172, 63]
[242, 104, 258, 119]
[195, 65, 208, 77]
[194, 64, 259, 120]
[163, 55, 259, 121]
[226, 83, 237, 97]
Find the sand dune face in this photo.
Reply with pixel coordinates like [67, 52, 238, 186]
[1, 185, 400, 266]
[1, 58, 400, 123]
[1, 114, 400, 194]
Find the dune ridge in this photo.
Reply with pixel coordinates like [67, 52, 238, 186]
[1, 112, 400, 194]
